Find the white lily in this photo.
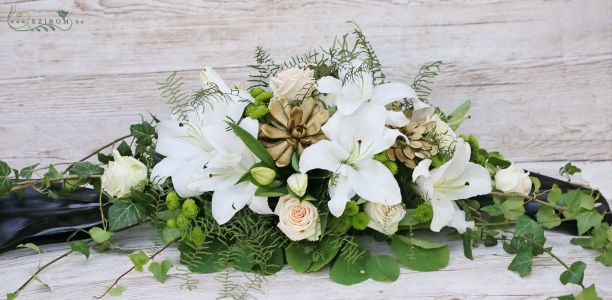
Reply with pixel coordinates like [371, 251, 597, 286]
[412, 138, 492, 233]
[150, 67, 251, 197]
[186, 118, 272, 224]
[316, 65, 416, 127]
[299, 103, 403, 217]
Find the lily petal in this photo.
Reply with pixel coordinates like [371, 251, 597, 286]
[211, 185, 252, 224]
[372, 82, 417, 106]
[436, 162, 492, 202]
[386, 110, 409, 127]
[348, 159, 402, 206]
[299, 140, 348, 173]
[328, 176, 356, 217]
[248, 195, 273, 214]
[168, 156, 211, 198]
[429, 197, 455, 232]
[412, 159, 432, 182]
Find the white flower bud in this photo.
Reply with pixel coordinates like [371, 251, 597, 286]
[495, 164, 532, 196]
[287, 173, 308, 197]
[250, 166, 276, 186]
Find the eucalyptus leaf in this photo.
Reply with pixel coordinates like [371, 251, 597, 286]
[391, 236, 449, 272]
[365, 255, 399, 282]
[329, 250, 370, 285]
[285, 242, 313, 273]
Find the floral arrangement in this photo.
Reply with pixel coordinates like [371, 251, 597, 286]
[2, 25, 610, 300]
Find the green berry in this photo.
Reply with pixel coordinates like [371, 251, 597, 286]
[165, 191, 181, 211]
[332, 216, 352, 234]
[373, 151, 389, 162]
[383, 160, 398, 175]
[431, 155, 445, 168]
[181, 198, 199, 220]
[249, 87, 265, 98]
[344, 201, 359, 217]
[351, 212, 369, 230]
[176, 213, 190, 229]
[166, 218, 176, 228]
[245, 104, 269, 119]
[188, 226, 205, 246]
[414, 203, 434, 223]
[254, 91, 273, 104]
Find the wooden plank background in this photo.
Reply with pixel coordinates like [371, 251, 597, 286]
[0, 0, 611, 299]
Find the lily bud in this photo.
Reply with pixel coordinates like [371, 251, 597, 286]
[287, 173, 308, 197]
[251, 167, 276, 186]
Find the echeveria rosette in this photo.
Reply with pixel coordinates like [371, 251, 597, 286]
[316, 64, 416, 127]
[412, 138, 492, 233]
[150, 67, 251, 197]
[299, 102, 403, 217]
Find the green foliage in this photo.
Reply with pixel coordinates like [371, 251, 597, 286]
[248, 47, 281, 88]
[0, 160, 14, 196]
[536, 207, 562, 229]
[108, 285, 127, 297]
[130, 121, 156, 147]
[559, 261, 586, 286]
[19, 164, 38, 180]
[410, 61, 442, 102]
[165, 191, 181, 211]
[571, 223, 612, 266]
[329, 247, 370, 285]
[285, 242, 314, 273]
[576, 210, 603, 236]
[181, 198, 199, 220]
[129, 251, 150, 272]
[116, 141, 132, 157]
[162, 227, 182, 244]
[446, 100, 471, 130]
[504, 216, 546, 277]
[307, 237, 341, 272]
[108, 199, 148, 231]
[365, 255, 400, 282]
[414, 203, 434, 223]
[227, 121, 276, 169]
[382, 160, 398, 175]
[245, 103, 269, 119]
[17, 243, 42, 254]
[462, 228, 474, 260]
[89, 227, 113, 244]
[350, 212, 369, 230]
[576, 284, 602, 300]
[148, 260, 173, 283]
[70, 241, 90, 259]
[391, 236, 450, 272]
[481, 204, 504, 217]
[500, 197, 525, 221]
[560, 162, 582, 179]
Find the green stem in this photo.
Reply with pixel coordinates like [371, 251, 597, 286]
[523, 237, 586, 289]
[9, 174, 102, 193]
[11, 249, 74, 298]
[491, 191, 566, 211]
[79, 134, 132, 162]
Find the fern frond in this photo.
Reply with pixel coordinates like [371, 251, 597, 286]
[411, 61, 442, 102]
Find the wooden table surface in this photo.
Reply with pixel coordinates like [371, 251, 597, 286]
[0, 0, 611, 299]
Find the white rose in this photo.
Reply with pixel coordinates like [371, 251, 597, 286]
[287, 173, 308, 197]
[495, 164, 532, 196]
[274, 195, 320, 241]
[101, 149, 148, 198]
[269, 68, 315, 100]
[363, 202, 406, 235]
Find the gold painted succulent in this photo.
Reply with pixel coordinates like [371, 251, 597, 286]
[387, 114, 439, 169]
[259, 97, 329, 167]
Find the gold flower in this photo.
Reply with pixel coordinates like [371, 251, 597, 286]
[259, 98, 329, 167]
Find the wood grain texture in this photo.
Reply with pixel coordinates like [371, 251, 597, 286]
[0, 162, 611, 299]
[0, 0, 611, 168]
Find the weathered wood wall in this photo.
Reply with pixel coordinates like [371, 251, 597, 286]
[0, 0, 610, 169]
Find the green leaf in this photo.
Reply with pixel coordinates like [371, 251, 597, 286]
[530, 176, 541, 193]
[255, 246, 284, 275]
[0, 160, 13, 195]
[559, 261, 586, 286]
[291, 151, 300, 172]
[560, 162, 582, 179]
[487, 156, 511, 169]
[88, 227, 113, 244]
[579, 192, 595, 210]
[365, 255, 399, 282]
[42, 165, 62, 186]
[108, 285, 127, 297]
[17, 243, 42, 254]
[178, 238, 228, 274]
[548, 184, 562, 203]
[307, 238, 340, 272]
[595, 250, 612, 266]
[130, 122, 155, 146]
[481, 204, 504, 217]
[576, 284, 602, 300]
[230, 241, 255, 272]
[398, 209, 421, 227]
[501, 197, 525, 220]
[148, 260, 173, 283]
[536, 206, 562, 229]
[446, 100, 471, 130]
[285, 242, 313, 273]
[391, 237, 449, 272]
[129, 251, 150, 272]
[116, 141, 133, 157]
[329, 249, 370, 285]
[560, 189, 583, 214]
[161, 227, 182, 244]
[7, 292, 17, 300]
[557, 295, 576, 300]
[69, 162, 104, 180]
[576, 210, 603, 235]
[19, 164, 39, 180]
[508, 247, 533, 277]
[98, 152, 112, 164]
[108, 199, 148, 231]
[226, 121, 276, 169]
[255, 185, 287, 197]
[462, 228, 473, 260]
[513, 215, 546, 250]
[70, 241, 90, 259]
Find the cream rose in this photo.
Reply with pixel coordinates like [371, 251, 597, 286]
[274, 195, 320, 241]
[363, 202, 406, 235]
[101, 149, 148, 198]
[269, 68, 315, 100]
[431, 114, 457, 150]
[495, 164, 532, 196]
